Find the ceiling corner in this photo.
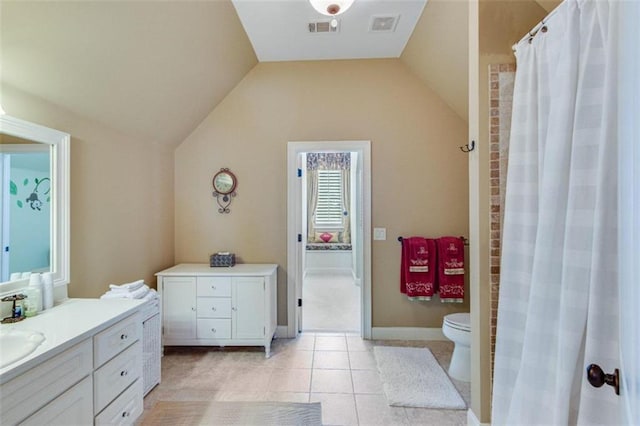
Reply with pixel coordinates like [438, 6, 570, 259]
[534, 0, 563, 13]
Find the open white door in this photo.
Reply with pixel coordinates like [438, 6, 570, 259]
[287, 141, 372, 339]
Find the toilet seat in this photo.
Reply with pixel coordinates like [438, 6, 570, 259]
[443, 313, 470, 332]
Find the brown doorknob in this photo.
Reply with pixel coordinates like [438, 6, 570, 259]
[586, 364, 620, 395]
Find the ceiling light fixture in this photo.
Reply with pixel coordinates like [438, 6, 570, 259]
[309, 0, 355, 16]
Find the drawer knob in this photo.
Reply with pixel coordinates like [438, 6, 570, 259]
[212, 307, 216, 311]
[211, 328, 216, 333]
[232, 307, 237, 311]
[120, 334, 128, 340]
[122, 411, 130, 418]
[192, 307, 196, 311]
[211, 285, 216, 290]
[120, 370, 128, 376]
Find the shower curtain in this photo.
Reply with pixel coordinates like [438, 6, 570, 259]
[492, 0, 623, 424]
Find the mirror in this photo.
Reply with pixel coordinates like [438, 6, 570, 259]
[0, 115, 69, 290]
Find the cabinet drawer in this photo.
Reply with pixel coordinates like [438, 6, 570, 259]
[94, 313, 141, 367]
[20, 375, 94, 426]
[197, 297, 231, 318]
[94, 341, 142, 415]
[196, 319, 231, 339]
[197, 276, 231, 297]
[95, 379, 143, 425]
[0, 338, 92, 426]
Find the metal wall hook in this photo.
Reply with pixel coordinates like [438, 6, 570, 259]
[460, 140, 475, 152]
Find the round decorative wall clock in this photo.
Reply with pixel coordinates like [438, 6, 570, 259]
[212, 168, 237, 213]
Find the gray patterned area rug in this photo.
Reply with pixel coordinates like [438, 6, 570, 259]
[141, 401, 322, 425]
[373, 346, 466, 409]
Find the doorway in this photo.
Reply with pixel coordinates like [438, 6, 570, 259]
[287, 141, 372, 339]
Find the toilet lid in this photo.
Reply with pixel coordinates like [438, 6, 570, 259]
[444, 313, 470, 331]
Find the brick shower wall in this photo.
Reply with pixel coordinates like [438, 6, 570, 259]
[489, 63, 516, 380]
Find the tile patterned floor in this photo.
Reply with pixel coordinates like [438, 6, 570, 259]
[303, 272, 360, 332]
[140, 333, 470, 425]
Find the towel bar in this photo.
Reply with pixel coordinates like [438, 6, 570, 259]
[398, 236, 469, 246]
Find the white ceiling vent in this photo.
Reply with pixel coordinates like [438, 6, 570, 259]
[308, 20, 340, 33]
[369, 15, 399, 33]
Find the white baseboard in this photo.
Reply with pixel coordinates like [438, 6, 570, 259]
[467, 408, 490, 426]
[371, 327, 446, 341]
[275, 326, 446, 341]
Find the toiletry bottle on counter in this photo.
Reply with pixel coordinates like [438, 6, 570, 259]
[42, 272, 54, 309]
[14, 301, 23, 318]
[24, 273, 43, 316]
[24, 289, 41, 316]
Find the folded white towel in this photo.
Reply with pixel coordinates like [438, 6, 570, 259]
[100, 285, 150, 300]
[109, 279, 144, 292]
[141, 288, 158, 302]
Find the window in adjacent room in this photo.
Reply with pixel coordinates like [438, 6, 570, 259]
[315, 169, 344, 228]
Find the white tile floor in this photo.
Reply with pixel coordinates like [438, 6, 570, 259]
[141, 333, 470, 425]
[303, 272, 360, 332]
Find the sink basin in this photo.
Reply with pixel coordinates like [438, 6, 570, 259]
[0, 329, 46, 369]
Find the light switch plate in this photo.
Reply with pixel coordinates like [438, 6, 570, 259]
[373, 227, 387, 241]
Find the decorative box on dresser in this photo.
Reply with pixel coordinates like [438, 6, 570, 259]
[156, 263, 278, 357]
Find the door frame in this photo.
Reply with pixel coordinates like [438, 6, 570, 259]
[286, 141, 372, 339]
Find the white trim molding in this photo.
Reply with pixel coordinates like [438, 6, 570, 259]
[467, 408, 491, 426]
[371, 327, 447, 341]
[0, 115, 70, 291]
[287, 141, 372, 340]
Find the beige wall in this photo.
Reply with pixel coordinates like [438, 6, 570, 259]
[175, 59, 469, 326]
[470, 0, 547, 422]
[402, 0, 469, 121]
[2, 84, 175, 297]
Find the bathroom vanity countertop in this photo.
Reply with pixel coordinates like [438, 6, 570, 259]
[0, 298, 144, 384]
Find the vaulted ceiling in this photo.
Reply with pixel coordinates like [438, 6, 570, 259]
[0, 0, 560, 148]
[1, 1, 257, 147]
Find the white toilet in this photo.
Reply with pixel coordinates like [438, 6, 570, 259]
[442, 312, 471, 382]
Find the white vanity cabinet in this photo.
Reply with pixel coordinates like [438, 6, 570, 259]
[21, 376, 94, 426]
[0, 303, 143, 426]
[93, 312, 143, 423]
[157, 264, 278, 357]
[0, 338, 94, 426]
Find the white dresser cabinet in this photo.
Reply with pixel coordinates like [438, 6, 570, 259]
[157, 264, 278, 357]
[162, 276, 197, 340]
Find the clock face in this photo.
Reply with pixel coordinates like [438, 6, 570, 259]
[213, 170, 236, 194]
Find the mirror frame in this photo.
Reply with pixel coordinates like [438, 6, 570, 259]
[0, 114, 70, 289]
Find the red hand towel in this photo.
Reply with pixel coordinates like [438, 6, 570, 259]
[401, 237, 436, 300]
[437, 237, 465, 302]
